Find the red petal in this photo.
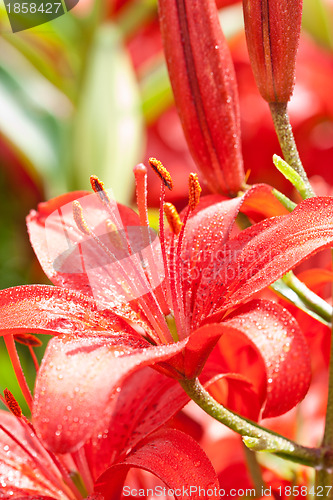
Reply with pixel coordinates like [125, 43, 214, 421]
[27, 191, 142, 300]
[183, 324, 227, 379]
[0, 411, 61, 497]
[95, 429, 219, 499]
[205, 372, 263, 421]
[85, 367, 190, 479]
[0, 285, 133, 337]
[194, 197, 333, 320]
[240, 183, 290, 220]
[221, 300, 311, 418]
[32, 335, 188, 453]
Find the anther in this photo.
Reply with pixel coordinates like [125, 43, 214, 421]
[72, 200, 91, 235]
[164, 203, 183, 235]
[4, 388, 22, 418]
[90, 175, 111, 204]
[14, 334, 42, 347]
[188, 173, 202, 210]
[105, 220, 125, 250]
[149, 158, 173, 190]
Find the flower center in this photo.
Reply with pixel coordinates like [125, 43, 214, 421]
[72, 161, 201, 346]
[135, 159, 201, 343]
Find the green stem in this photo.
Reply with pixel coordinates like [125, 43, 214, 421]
[269, 102, 315, 198]
[242, 443, 266, 496]
[315, 250, 333, 495]
[282, 272, 332, 324]
[180, 378, 323, 467]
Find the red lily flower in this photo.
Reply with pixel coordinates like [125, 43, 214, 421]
[0, 368, 220, 499]
[1, 164, 333, 454]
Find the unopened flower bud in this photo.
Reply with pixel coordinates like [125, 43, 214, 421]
[158, 0, 245, 195]
[242, 0, 302, 103]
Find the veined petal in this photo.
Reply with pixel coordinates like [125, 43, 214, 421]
[0, 411, 63, 498]
[85, 367, 190, 480]
[158, 0, 244, 194]
[95, 429, 220, 499]
[194, 197, 333, 321]
[27, 190, 147, 297]
[240, 183, 289, 220]
[28, 191, 165, 328]
[205, 373, 263, 421]
[188, 300, 310, 419]
[220, 300, 311, 418]
[32, 335, 188, 454]
[180, 185, 287, 312]
[181, 197, 243, 308]
[0, 285, 131, 337]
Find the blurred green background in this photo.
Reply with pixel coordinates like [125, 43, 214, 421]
[0, 0, 333, 414]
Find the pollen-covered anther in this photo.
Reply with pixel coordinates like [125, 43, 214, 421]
[188, 173, 202, 210]
[90, 175, 111, 204]
[105, 220, 125, 250]
[149, 158, 173, 190]
[4, 389, 22, 418]
[72, 200, 91, 235]
[14, 333, 42, 347]
[164, 203, 183, 235]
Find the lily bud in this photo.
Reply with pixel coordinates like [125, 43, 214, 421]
[242, 0, 302, 103]
[158, 0, 244, 195]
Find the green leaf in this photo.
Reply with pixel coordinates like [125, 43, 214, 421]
[272, 189, 297, 213]
[0, 63, 67, 195]
[1, 7, 81, 98]
[242, 436, 279, 453]
[271, 277, 331, 327]
[72, 23, 145, 204]
[140, 57, 173, 125]
[273, 154, 309, 200]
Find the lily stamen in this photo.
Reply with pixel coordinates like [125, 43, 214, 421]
[90, 175, 112, 205]
[3, 335, 33, 411]
[149, 157, 173, 190]
[72, 200, 91, 236]
[13, 333, 42, 372]
[133, 163, 174, 334]
[188, 173, 202, 211]
[73, 194, 171, 345]
[164, 203, 183, 236]
[148, 158, 186, 339]
[173, 173, 202, 336]
[3, 388, 22, 418]
[72, 448, 94, 496]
